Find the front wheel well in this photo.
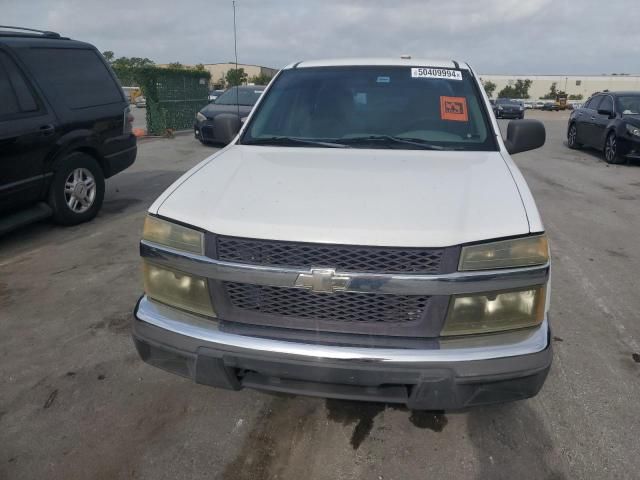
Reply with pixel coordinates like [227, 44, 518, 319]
[70, 147, 106, 175]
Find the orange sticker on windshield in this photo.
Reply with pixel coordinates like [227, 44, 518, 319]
[440, 96, 468, 122]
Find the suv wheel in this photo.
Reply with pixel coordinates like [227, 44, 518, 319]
[604, 132, 624, 164]
[48, 152, 105, 225]
[567, 123, 581, 149]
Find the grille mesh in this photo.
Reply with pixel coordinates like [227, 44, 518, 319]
[216, 236, 444, 273]
[225, 282, 430, 324]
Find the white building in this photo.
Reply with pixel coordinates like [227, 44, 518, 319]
[479, 74, 640, 100]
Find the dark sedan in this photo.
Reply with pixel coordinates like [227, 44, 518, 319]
[194, 86, 265, 145]
[494, 98, 524, 119]
[567, 92, 640, 164]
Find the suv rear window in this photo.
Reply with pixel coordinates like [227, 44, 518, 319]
[242, 66, 496, 151]
[20, 48, 123, 109]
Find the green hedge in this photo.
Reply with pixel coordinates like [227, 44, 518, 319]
[113, 66, 211, 135]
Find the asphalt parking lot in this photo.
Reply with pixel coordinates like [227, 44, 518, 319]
[1, 109, 640, 480]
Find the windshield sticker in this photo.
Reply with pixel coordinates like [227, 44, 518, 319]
[377, 76, 390, 83]
[440, 96, 468, 122]
[411, 67, 462, 81]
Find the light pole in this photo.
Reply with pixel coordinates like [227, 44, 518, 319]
[233, 0, 238, 75]
[233, 0, 239, 115]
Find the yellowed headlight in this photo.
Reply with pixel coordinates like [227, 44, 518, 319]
[441, 286, 546, 336]
[142, 216, 203, 254]
[459, 235, 549, 271]
[143, 261, 215, 317]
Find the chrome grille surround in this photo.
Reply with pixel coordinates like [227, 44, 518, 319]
[140, 238, 549, 337]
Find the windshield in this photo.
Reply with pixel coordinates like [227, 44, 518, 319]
[215, 87, 264, 106]
[496, 98, 520, 105]
[241, 66, 496, 150]
[616, 95, 640, 115]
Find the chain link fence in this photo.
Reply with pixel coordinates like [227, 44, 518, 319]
[113, 66, 211, 135]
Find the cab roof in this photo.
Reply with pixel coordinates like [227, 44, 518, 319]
[285, 58, 468, 70]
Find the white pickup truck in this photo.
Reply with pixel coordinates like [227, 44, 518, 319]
[133, 58, 550, 410]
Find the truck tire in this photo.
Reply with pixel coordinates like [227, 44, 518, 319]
[48, 152, 105, 225]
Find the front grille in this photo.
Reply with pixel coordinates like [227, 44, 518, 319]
[225, 282, 430, 324]
[216, 236, 445, 274]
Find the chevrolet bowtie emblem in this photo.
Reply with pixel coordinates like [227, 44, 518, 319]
[294, 268, 351, 293]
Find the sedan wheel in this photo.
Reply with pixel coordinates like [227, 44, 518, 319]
[568, 124, 580, 149]
[604, 133, 624, 164]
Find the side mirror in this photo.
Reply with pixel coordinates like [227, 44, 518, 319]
[212, 113, 242, 144]
[504, 119, 546, 155]
[597, 108, 614, 118]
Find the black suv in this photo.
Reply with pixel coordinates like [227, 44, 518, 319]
[0, 27, 136, 233]
[567, 91, 640, 164]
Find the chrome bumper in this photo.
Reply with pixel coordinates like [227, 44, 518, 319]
[135, 296, 549, 363]
[133, 297, 552, 408]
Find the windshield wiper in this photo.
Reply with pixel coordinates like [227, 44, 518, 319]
[243, 136, 350, 148]
[340, 135, 445, 150]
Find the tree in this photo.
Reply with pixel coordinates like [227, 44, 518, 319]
[482, 80, 497, 98]
[168, 61, 183, 68]
[102, 50, 115, 63]
[497, 85, 516, 98]
[497, 79, 532, 99]
[249, 73, 274, 86]
[513, 79, 532, 98]
[225, 68, 248, 86]
[194, 63, 205, 71]
[541, 82, 558, 100]
[111, 56, 155, 69]
[568, 94, 583, 100]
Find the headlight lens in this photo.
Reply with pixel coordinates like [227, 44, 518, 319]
[459, 235, 549, 271]
[196, 112, 207, 122]
[143, 261, 215, 317]
[142, 216, 203, 254]
[626, 124, 640, 137]
[441, 286, 546, 336]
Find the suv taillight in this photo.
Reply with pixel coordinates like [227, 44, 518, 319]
[124, 106, 134, 134]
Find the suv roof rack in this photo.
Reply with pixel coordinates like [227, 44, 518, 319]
[0, 25, 62, 38]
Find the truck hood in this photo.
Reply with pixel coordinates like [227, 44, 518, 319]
[155, 146, 531, 247]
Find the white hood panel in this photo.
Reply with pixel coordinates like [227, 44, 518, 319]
[155, 146, 531, 247]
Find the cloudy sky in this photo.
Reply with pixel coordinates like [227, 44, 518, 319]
[3, 0, 639, 74]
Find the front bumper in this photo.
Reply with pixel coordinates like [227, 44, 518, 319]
[619, 133, 640, 159]
[194, 120, 215, 143]
[497, 110, 524, 119]
[133, 296, 552, 410]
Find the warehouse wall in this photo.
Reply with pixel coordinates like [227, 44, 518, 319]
[479, 74, 640, 100]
